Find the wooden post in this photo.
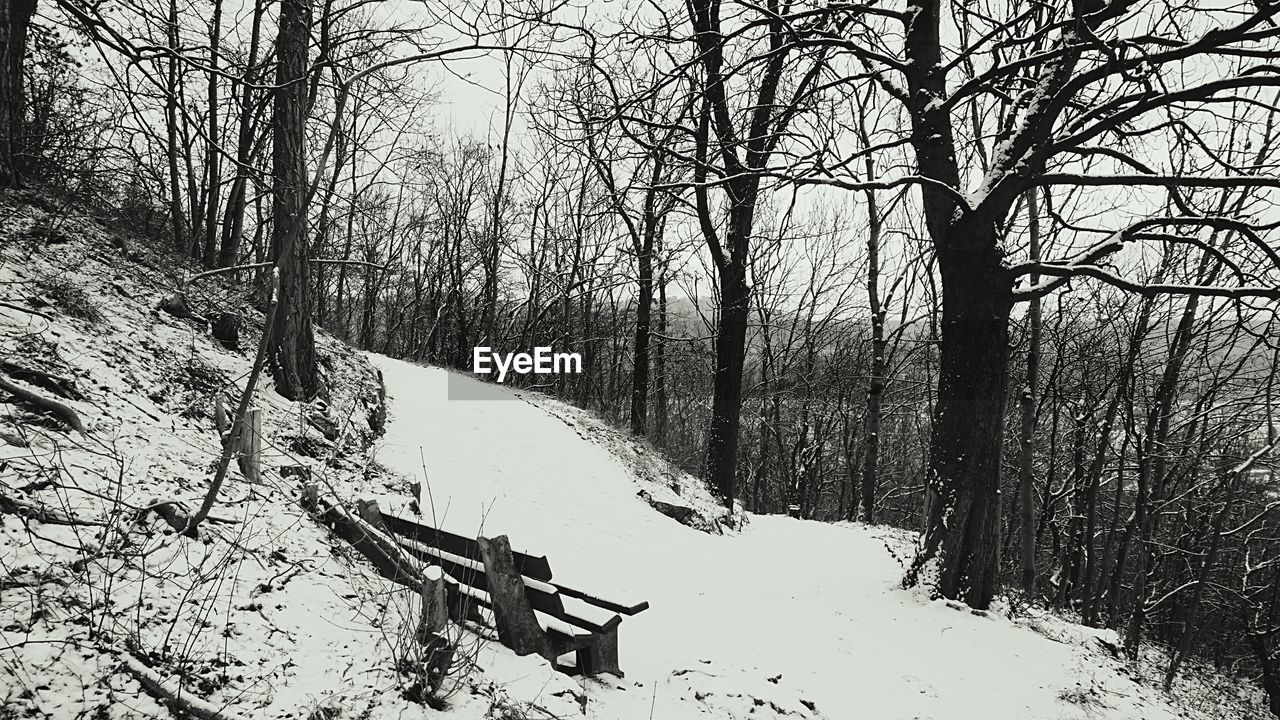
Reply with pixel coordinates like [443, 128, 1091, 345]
[356, 498, 391, 536]
[418, 565, 448, 639]
[300, 482, 319, 512]
[214, 394, 228, 436]
[477, 535, 552, 659]
[237, 408, 262, 484]
[418, 565, 454, 695]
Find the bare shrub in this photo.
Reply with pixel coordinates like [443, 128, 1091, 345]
[36, 274, 102, 324]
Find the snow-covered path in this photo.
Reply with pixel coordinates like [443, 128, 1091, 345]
[368, 354, 1198, 720]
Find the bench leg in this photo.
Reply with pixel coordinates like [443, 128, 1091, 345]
[576, 627, 622, 678]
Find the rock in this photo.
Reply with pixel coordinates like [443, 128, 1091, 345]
[638, 489, 697, 525]
[211, 312, 241, 350]
[157, 293, 195, 319]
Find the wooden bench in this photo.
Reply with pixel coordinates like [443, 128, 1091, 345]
[374, 507, 648, 677]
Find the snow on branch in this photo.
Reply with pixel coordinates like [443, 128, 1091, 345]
[1011, 216, 1280, 302]
[1017, 263, 1280, 301]
[1037, 174, 1280, 189]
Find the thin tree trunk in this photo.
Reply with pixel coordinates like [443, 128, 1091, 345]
[218, 0, 265, 267]
[654, 269, 668, 446]
[165, 0, 187, 252]
[1017, 187, 1042, 595]
[1165, 445, 1260, 689]
[628, 184, 657, 435]
[202, 0, 224, 266]
[862, 184, 885, 524]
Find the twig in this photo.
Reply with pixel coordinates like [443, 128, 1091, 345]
[187, 259, 387, 285]
[0, 300, 53, 321]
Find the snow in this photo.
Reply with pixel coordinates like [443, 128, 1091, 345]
[366, 355, 1259, 720]
[0, 194, 1266, 720]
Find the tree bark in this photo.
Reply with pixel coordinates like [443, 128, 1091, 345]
[201, 0, 224, 266]
[164, 0, 187, 251]
[1016, 188, 1042, 596]
[629, 246, 652, 436]
[907, 233, 1012, 609]
[0, 0, 35, 187]
[268, 0, 318, 400]
[476, 535, 552, 659]
[703, 256, 750, 509]
[653, 269, 668, 445]
[862, 184, 885, 525]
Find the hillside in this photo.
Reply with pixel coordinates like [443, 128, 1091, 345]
[0, 192, 1268, 719]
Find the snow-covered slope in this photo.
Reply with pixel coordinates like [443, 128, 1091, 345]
[368, 354, 1260, 720]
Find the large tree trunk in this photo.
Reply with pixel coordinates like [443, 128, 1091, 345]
[268, 0, 317, 400]
[628, 231, 653, 436]
[908, 235, 1012, 609]
[703, 258, 750, 510]
[0, 0, 35, 187]
[653, 269, 668, 445]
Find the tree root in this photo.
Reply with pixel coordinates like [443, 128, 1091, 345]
[0, 375, 85, 435]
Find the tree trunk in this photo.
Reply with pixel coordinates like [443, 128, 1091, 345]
[907, 236, 1011, 609]
[164, 0, 187, 252]
[1163, 460, 1241, 689]
[653, 270, 668, 446]
[629, 230, 653, 435]
[1250, 632, 1280, 718]
[1126, 253, 1212, 655]
[268, 0, 317, 400]
[217, 0, 265, 268]
[0, 0, 35, 187]
[703, 258, 750, 510]
[201, 0, 223, 266]
[862, 185, 884, 525]
[1017, 188, 1042, 596]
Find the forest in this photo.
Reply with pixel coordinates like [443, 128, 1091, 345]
[1, 0, 1279, 713]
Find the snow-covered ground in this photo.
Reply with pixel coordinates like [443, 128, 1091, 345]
[0, 192, 1266, 720]
[367, 355, 1265, 720]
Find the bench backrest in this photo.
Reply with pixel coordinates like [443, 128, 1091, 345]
[379, 510, 554, 581]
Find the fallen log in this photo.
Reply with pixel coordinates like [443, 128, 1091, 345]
[0, 492, 101, 526]
[121, 651, 250, 720]
[0, 359, 82, 400]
